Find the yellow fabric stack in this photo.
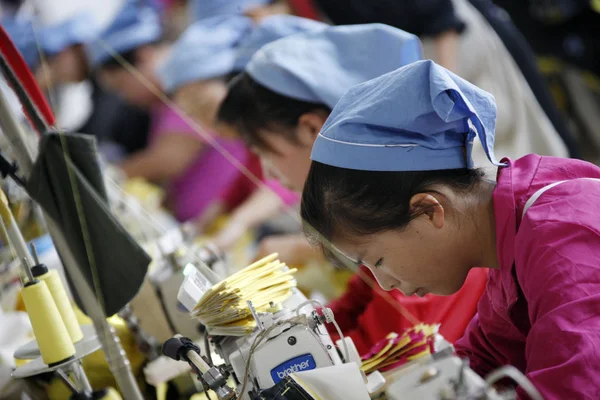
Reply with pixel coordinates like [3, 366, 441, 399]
[191, 253, 297, 336]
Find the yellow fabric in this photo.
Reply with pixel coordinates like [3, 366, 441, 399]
[122, 178, 165, 210]
[192, 253, 297, 335]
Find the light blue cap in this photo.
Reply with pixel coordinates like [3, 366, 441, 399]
[87, 0, 162, 68]
[156, 15, 253, 93]
[189, 0, 270, 21]
[39, 13, 99, 56]
[311, 60, 506, 172]
[2, 16, 40, 68]
[233, 15, 327, 71]
[246, 23, 423, 108]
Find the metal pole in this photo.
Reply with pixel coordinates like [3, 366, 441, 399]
[71, 361, 93, 393]
[0, 84, 144, 400]
[0, 84, 34, 175]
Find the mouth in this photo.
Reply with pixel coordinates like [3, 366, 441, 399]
[410, 287, 427, 297]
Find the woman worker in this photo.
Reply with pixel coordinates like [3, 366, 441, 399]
[216, 24, 489, 354]
[301, 60, 600, 398]
[194, 15, 327, 241]
[88, 1, 248, 223]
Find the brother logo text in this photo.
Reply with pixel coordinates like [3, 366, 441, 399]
[270, 354, 317, 383]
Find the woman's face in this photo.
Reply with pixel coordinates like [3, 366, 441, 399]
[258, 110, 329, 192]
[254, 133, 314, 192]
[330, 196, 476, 297]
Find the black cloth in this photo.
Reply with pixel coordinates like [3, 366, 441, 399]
[26, 132, 151, 316]
[76, 79, 151, 155]
[493, 0, 600, 76]
[312, 0, 466, 37]
[469, 0, 582, 158]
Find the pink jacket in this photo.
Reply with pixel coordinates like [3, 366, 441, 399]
[455, 154, 600, 399]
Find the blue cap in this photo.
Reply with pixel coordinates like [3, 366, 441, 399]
[246, 23, 423, 108]
[39, 13, 99, 56]
[87, 0, 162, 68]
[156, 15, 253, 93]
[233, 15, 327, 71]
[189, 0, 270, 21]
[2, 16, 40, 68]
[311, 60, 506, 172]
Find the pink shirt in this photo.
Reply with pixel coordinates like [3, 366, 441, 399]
[455, 154, 600, 399]
[150, 105, 248, 222]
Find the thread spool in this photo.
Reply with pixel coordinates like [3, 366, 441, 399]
[96, 387, 123, 400]
[34, 268, 84, 343]
[21, 280, 75, 366]
[30, 243, 83, 343]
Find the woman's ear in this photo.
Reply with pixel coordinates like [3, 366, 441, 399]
[297, 110, 329, 147]
[409, 193, 445, 229]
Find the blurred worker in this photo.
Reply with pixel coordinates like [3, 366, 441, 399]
[188, 0, 291, 23]
[88, 1, 247, 222]
[304, 0, 571, 168]
[153, 15, 256, 223]
[308, 0, 464, 71]
[2, 11, 151, 159]
[301, 59, 600, 399]
[216, 24, 488, 353]
[197, 15, 328, 249]
[493, 0, 600, 161]
[467, 0, 580, 159]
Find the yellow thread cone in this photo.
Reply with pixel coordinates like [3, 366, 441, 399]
[21, 281, 75, 365]
[37, 270, 83, 343]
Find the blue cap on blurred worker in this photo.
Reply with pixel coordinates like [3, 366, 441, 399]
[156, 15, 253, 93]
[189, 0, 271, 21]
[246, 23, 423, 109]
[311, 60, 506, 172]
[233, 15, 327, 71]
[39, 12, 99, 56]
[2, 15, 39, 69]
[87, 0, 162, 68]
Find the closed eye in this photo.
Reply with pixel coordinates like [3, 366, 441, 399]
[374, 258, 383, 268]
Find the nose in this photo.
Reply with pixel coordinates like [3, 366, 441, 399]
[370, 268, 398, 292]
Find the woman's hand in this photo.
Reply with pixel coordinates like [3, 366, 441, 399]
[212, 220, 249, 251]
[119, 133, 204, 183]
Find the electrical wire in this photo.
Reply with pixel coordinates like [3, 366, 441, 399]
[294, 299, 350, 365]
[484, 366, 543, 400]
[237, 315, 306, 399]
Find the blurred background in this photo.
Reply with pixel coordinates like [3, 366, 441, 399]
[0, 0, 598, 399]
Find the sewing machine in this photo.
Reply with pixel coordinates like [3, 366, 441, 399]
[177, 265, 348, 399]
[174, 262, 541, 400]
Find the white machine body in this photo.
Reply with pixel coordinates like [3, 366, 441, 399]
[386, 355, 507, 400]
[178, 266, 346, 398]
[227, 313, 341, 392]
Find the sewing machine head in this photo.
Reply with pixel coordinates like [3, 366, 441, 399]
[178, 265, 346, 399]
[222, 297, 343, 399]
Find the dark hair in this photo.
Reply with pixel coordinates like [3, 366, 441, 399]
[97, 41, 162, 70]
[97, 48, 139, 70]
[217, 72, 331, 153]
[301, 162, 484, 257]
